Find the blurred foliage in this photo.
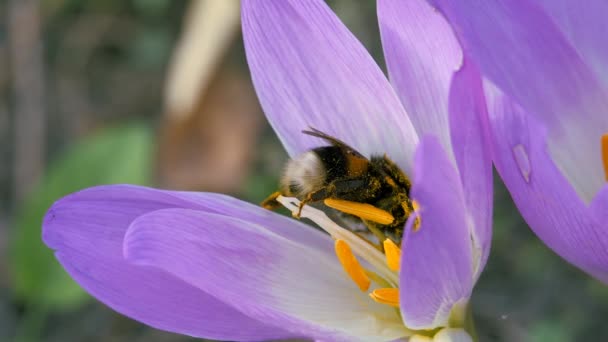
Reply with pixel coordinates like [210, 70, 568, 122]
[11, 124, 153, 310]
[472, 177, 608, 341]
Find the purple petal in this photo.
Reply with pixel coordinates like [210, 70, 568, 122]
[241, 0, 418, 173]
[448, 59, 493, 280]
[45, 185, 333, 257]
[378, 0, 462, 157]
[430, 0, 608, 201]
[537, 0, 608, 88]
[125, 209, 410, 341]
[485, 85, 608, 283]
[42, 185, 312, 340]
[591, 185, 608, 230]
[400, 136, 472, 329]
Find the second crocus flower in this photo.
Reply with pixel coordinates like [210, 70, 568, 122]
[431, 0, 608, 283]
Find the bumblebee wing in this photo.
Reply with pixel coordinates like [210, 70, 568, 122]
[302, 127, 365, 158]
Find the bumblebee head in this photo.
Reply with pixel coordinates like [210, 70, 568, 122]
[280, 151, 327, 197]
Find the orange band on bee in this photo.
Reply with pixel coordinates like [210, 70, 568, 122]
[324, 198, 395, 225]
[602, 134, 608, 181]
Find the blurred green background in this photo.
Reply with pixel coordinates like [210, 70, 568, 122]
[1, 0, 606, 341]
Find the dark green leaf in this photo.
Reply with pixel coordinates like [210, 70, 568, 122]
[11, 123, 153, 310]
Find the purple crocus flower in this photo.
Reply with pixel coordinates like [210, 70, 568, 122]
[428, 1, 608, 283]
[43, 0, 492, 340]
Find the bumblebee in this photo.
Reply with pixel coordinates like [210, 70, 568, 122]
[262, 128, 415, 245]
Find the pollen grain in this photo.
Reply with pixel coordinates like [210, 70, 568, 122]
[412, 200, 422, 231]
[334, 239, 371, 292]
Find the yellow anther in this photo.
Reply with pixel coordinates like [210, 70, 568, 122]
[412, 200, 421, 231]
[369, 288, 400, 307]
[334, 239, 371, 292]
[602, 134, 608, 181]
[324, 198, 395, 225]
[383, 239, 401, 271]
[412, 200, 420, 211]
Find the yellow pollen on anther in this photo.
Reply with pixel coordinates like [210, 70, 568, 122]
[602, 134, 608, 181]
[334, 239, 371, 292]
[412, 200, 421, 231]
[383, 239, 401, 271]
[324, 198, 395, 225]
[369, 288, 400, 307]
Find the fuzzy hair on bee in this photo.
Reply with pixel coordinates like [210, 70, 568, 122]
[280, 151, 327, 198]
[262, 127, 414, 245]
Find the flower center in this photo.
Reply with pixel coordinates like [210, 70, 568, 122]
[602, 133, 608, 181]
[276, 196, 412, 308]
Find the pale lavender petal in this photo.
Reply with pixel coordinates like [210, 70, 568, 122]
[448, 59, 493, 280]
[430, 0, 608, 202]
[485, 84, 608, 283]
[45, 185, 333, 258]
[125, 209, 410, 341]
[242, 0, 418, 173]
[537, 0, 608, 88]
[43, 186, 294, 340]
[400, 137, 472, 329]
[378, 0, 462, 157]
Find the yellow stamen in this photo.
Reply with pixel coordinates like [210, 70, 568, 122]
[383, 239, 401, 271]
[602, 134, 608, 181]
[324, 198, 395, 225]
[369, 288, 400, 307]
[334, 239, 371, 291]
[412, 200, 420, 211]
[412, 200, 421, 231]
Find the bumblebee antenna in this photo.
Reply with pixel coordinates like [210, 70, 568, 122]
[302, 127, 348, 145]
[302, 127, 364, 157]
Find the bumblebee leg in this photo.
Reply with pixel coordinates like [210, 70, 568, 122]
[261, 191, 282, 210]
[295, 198, 309, 218]
[295, 178, 366, 217]
[293, 184, 335, 218]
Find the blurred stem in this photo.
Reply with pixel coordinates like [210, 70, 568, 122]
[464, 303, 479, 342]
[13, 304, 48, 342]
[448, 300, 478, 342]
[8, 0, 46, 203]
